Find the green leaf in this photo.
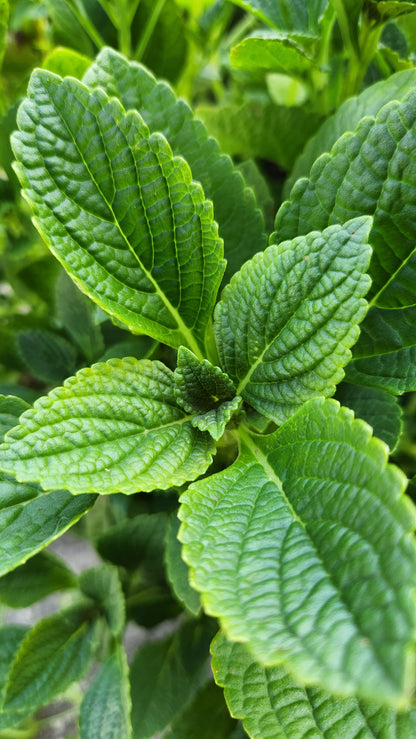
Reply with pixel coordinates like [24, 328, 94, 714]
[164, 680, 237, 739]
[275, 88, 416, 309]
[79, 564, 125, 637]
[367, 0, 416, 21]
[335, 382, 402, 450]
[17, 329, 77, 384]
[231, 30, 317, 74]
[96, 511, 169, 574]
[0, 474, 96, 577]
[0, 0, 8, 74]
[227, 0, 329, 32]
[43, 46, 92, 79]
[214, 218, 372, 424]
[0, 358, 215, 494]
[55, 270, 104, 363]
[83, 47, 267, 283]
[79, 645, 132, 739]
[236, 160, 274, 232]
[0, 625, 30, 731]
[179, 398, 416, 704]
[0, 550, 76, 608]
[212, 632, 416, 739]
[345, 347, 416, 393]
[2, 604, 98, 714]
[174, 347, 241, 441]
[0, 395, 30, 440]
[12, 70, 224, 356]
[286, 68, 416, 195]
[165, 514, 201, 615]
[98, 336, 156, 362]
[130, 618, 216, 738]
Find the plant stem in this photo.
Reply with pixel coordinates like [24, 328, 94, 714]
[134, 0, 167, 61]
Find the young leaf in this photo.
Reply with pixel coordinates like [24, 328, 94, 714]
[55, 270, 104, 363]
[212, 632, 416, 739]
[335, 382, 402, 450]
[2, 604, 98, 714]
[83, 47, 267, 283]
[130, 618, 216, 738]
[0, 474, 96, 577]
[11, 70, 224, 356]
[214, 218, 372, 424]
[79, 564, 125, 637]
[174, 347, 241, 441]
[0, 358, 215, 494]
[179, 398, 416, 704]
[165, 514, 201, 615]
[43, 46, 92, 79]
[79, 645, 132, 739]
[230, 30, 318, 75]
[0, 395, 30, 439]
[0, 550, 76, 608]
[17, 329, 77, 383]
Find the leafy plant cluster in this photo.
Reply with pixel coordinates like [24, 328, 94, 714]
[1, 0, 416, 737]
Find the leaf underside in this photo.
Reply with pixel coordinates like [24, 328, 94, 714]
[179, 398, 416, 704]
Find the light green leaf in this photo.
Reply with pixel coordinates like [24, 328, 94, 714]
[286, 68, 416, 195]
[12, 70, 224, 356]
[79, 645, 132, 739]
[43, 46, 92, 79]
[2, 604, 98, 714]
[17, 329, 77, 384]
[212, 632, 416, 739]
[164, 680, 237, 739]
[0, 474, 96, 577]
[0, 358, 215, 494]
[335, 382, 402, 450]
[174, 347, 241, 441]
[130, 618, 216, 738]
[0, 395, 30, 439]
[345, 346, 416, 393]
[0, 550, 76, 608]
[83, 47, 267, 283]
[0, 625, 30, 731]
[227, 0, 329, 32]
[367, 0, 416, 21]
[165, 514, 201, 615]
[275, 88, 416, 309]
[231, 30, 318, 74]
[179, 398, 416, 704]
[79, 564, 125, 637]
[55, 270, 104, 363]
[214, 218, 372, 424]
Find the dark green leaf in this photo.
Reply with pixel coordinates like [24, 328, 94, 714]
[165, 515, 201, 615]
[0, 395, 30, 440]
[227, 0, 329, 32]
[165, 680, 237, 739]
[55, 270, 104, 363]
[345, 347, 416, 393]
[79, 645, 132, 739]
[335, 382, 402, 450]
[96, 512, 169, 574]
[0, 550, 76, 608]
[79, 564, 125, 637]
[179, 398, 416, 704]
[17, 329, 77, 383]
[0, 625, 30, 731]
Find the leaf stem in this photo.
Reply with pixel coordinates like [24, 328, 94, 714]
[134, 0, 167, 61]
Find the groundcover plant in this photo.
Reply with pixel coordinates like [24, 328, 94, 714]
[1, 1, 416, 738]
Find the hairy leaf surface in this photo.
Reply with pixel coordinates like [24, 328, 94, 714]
[179, 398, 416, 703]
[12, 70, 224, 355]
[0, 358, 215, 494]
[214, 218, 371, 423]
[83, 47, 266, 283]
[212, 633, 416, 739]
[79, 645, 132, 739]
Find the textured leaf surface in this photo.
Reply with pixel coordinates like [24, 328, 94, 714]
[174, 347, 241, 440]
[165, 514, 201, 615]
[0, 395, 30, 439]
[214, 218, 371, 424]
[0, 358, 215, 494]
[179, 398, 416, 703]
[83, 47, 266, 284]
[212, 632, 416, 739]
[275, 88, 416, 309]
[287, 68, 416, 191]
[3, 604, 98, 713]
[79, 645, 132, 739]
[130, 618, 215, 738]
[227, 0, 328, 31]
[231, 31, 317, 74]
[345, 347, 416, 393]
[335, 382, 402, 450]
[12, 69, 224, 354]
[0, 474, 95, 577]
[0, 550, 75, 608]
[79, 564, 125, 637]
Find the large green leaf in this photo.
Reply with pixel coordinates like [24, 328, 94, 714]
[130, 618, 216, 738]
[335, 382, 402, 450]
[227, 0, 329, 32]
[83, 47, 266, 283]
[287, 68, 416, 192]
[179, 398, 416, 703]
[0, 358, 215, 494]
[212, 632, 416, 739]
[0, 474, 95, 577]
[79, 645, 132, 739]
[2, 604, 98, 714]
[214, 218, 371, 424]
[11, 69, 224, 356]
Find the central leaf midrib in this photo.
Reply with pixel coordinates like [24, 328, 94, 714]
[46, 82, 203, 359]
